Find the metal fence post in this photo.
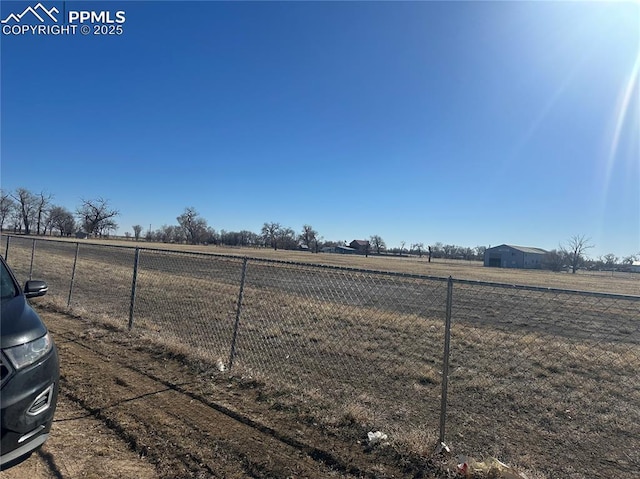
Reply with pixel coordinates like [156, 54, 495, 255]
[228, 257, 248, 371]
[29, 238, 36, 280]
[4, 235, 10, 261]
[67, 242, 80, 308]
[128, 247, 140, 330]
[439, 276, 454, 446]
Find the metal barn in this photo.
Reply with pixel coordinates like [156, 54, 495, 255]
[484, 244, 547, 269]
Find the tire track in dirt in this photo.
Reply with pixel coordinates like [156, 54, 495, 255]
[56, 342, 350, 478]
[47, 313, 381, 479]
[0, 393, 158, 479]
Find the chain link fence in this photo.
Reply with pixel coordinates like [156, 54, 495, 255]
[2, 235, 638, 478]
[446, 281, 639, 478]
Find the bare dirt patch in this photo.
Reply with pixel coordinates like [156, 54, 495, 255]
[0, 389, 157, 479]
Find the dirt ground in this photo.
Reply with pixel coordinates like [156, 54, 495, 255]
[0, 397, 157, 479]
[1, 307, 448, 479]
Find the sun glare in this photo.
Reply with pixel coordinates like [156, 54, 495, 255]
[605, 53, 640, 191]
[604, 1, 640, 153]
[594, 2, 640, 225]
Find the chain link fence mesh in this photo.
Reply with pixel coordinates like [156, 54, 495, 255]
[235, 260, 448, 444]
[1, 235, 638, 478]
[447, 281, 640, 478]
[133, 248, 245, 366]
[2, 236, 38, 280]
[68, 242, 136, 326]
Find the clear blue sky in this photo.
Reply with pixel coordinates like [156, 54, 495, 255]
[1, 0, 639, 259]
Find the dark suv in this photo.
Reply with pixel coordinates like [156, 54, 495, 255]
[0, 256, 59, 468]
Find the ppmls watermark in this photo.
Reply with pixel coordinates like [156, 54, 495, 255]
[1, 2, 126, 36]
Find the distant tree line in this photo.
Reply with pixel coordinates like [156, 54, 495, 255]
[3, 188, 637, 269]
[384, 242, 488, 262]
[1, 187, 118, 238]
[144, 213, 319, 250]
[543, 235, 638, 273]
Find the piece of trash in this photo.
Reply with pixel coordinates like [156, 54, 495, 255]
[456, 455, 469, 476]
[367, 431, 388, 444]
[216, 359, 226, 372]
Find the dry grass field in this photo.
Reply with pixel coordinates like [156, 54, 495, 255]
[2, 235, 638, 478]
[9, 234, 639, 295]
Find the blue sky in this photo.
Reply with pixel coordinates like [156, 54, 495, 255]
[1, 0, 638, 259]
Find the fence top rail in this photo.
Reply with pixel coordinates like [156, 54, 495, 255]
[231, 254, 454, 283]
[4, 234, 137, 251]
[5, 235, 639, 300]
[4, 235, 451, 282]
[451, 277, 640, 301]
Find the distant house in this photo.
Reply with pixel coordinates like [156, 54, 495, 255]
[484, 244, 547, 269]
[75, 231, 89, 239]
[321, 245, 357, 254]
[349, 240, 370, 255]
[630, 261, 640, 273]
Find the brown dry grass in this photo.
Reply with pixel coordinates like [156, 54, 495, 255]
[3, 235, 638, 479]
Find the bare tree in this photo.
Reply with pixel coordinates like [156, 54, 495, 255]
[240, 230, 259, 247]
[601, 253, 619, 268]
[177, 207, 208, 244]
[599, 253, 619, 274]
[154, 225, 186, 243]
[429, 241, 445, 262]
[76, 198, 119, 237]
[35, 191, 53, 235]
[98, 218, 118, 237]
[300, 225, 318, 250]
[219, 230, 256, 247]
[411, 242, 425, 257]
[47, 206, 76, 236]
[399, 241, 406, 255]
[10, 209, 22, 233]
[277, 227, 297, 250]
[443, 244, 457, 258]
[369, 235, 386, 254]
[460, 247, 475, 260]
[11, 188, 37, 235]
[132, 225, 143, 241]
[0, 190, 15, 232]
[561, 235, 594, 274]
[261, 222, 281, 250]
[145, 226, 156, 242]
[205, 228, 218, 245]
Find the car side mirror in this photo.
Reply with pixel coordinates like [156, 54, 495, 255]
[24, 280, 48, 298]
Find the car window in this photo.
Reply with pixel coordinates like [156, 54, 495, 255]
[0, 261, 18, 301]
